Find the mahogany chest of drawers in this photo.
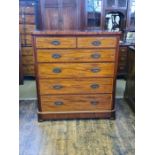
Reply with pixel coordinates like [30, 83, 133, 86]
[32, 31, 121, 121]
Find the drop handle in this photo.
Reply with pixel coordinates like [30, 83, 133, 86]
[51, 40, 61, 45]
[91, 68, 101, 73]
[91, 53, 101, 59]
[52, 68, 62, 73]
[90, 84, 100, 89]
[91, 40, 101, 46]
[53, 85, 63, 90]
[54, 101, 64, 106]
[52, 53, 61, 59]
[90, 101, 99, 105]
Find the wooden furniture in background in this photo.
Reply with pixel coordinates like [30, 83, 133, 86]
[19, 34, 24, 85]
[124, 46, 135, 112]
[39, 0, 82, 30]
[117, 45, 128, 78]
[19, 0, 36, 77]
[32, 31, 121, 121]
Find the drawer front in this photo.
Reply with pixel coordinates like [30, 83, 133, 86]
[41, 94, 112, 112]
[23, 65, 35, 76]
[118, 64, 127, 72]
[22, 55, 34, 65]
[119, 55, 127, 62]
[20, 6, 35, 14]
[20, 34, 32, 45]
[38, 63, 115, 78]
[19, 15, 35, 24]
[39, 78, 113, 95]
[35, 37, 76, 49]
[37, 49, 116, 62]
[21, 47, 34, 56]
[77, 37, 117, 48]
[20, 24, 35, 34]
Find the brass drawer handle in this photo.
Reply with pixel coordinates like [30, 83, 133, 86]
[53, 68, 61, 73]
[90, 84, 100, 89]
[51, 40, 61, 46]
[53, 85, 63, 90]
[91, 53, 101, 59]
[52, 53, 61, 59]
[54, 101, 63, 106]
[91, 40, 101, 46]
[91, 68, 101, 73]
[90, 101, 99, 105]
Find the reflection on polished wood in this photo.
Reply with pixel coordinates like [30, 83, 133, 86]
[19, 99, 135, 155]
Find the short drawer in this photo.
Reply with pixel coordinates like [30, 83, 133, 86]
[77, 37, 117, 48]
[20, 24, 35, 34]
[118, 64, 127, 71]
[19, 15, 35, 24]
[20, 6, 35, 14]
[23, 65, 35, 76]
[21, 47, 34, 56]
[35, 37, 76, 48]
[40, 94, 112, 112]
[39, 78, 113, 95]
[22, 55, 34, 65]
[38, 63, 115, 78]
[119, 55, 127, 62]
[20, 34, 32, 45]
[37, 49, 116, 62]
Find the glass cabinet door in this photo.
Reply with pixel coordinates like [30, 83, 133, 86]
[118, 0, 127, 8]
[86, 0, 102, 29]
[106, 0, 116, 8]
[127, 0, 135, 30]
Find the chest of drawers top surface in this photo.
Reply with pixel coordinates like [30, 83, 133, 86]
[32, 31, 121, 121]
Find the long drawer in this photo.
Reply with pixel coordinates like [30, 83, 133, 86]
[40, 94, 112, 112]
[77, 37, 117, 48]
[38, 63, 115, 78]
[37, 49, 116, 62]
[35, 37, 76, 48]
[39, 78, 113, 95]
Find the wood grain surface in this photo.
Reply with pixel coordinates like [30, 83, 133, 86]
[38, 63, 115, 78]
[19, 99, 135, 155]
[35, 37, 76, 48]
[39, 78, 113, 95]
[36, 49, 116, 62]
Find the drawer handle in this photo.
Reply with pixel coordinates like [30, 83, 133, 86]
[51, 40, 61, 46]
[53, 68, 61, 73]
[90, 84, 100, 89]
[53, 85, 63, 90]
[90, 101, 99, 105]
[52, 53, 61, 59]
[91, 53, 101, 59]
[91, 68, 101, 73]
[91, 40, 101, 46]
[54, 101, 63, 106]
